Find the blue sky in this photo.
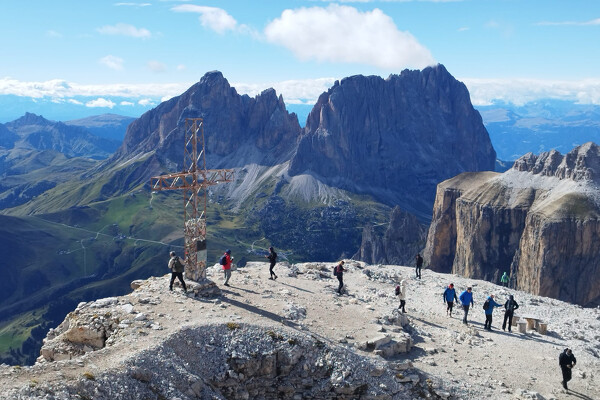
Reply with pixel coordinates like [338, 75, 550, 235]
[1, 0, 600, 120]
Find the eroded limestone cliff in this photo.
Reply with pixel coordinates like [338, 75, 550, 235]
[424, 142, 600, 306]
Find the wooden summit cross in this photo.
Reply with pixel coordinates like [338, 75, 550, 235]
[151, 118, 234, 282]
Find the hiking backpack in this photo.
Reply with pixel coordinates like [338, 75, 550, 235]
[172, 256, 184, 272]
[219, 255, 227, 266]
[483, 300, 490, 310]
[332, 265, 338, 276]
[395, 285, 400, 296]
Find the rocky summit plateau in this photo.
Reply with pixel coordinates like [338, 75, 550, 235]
[424, 142, 600, 307]
[1, 262, 598, 400]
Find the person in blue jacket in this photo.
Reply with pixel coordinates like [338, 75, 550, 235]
[459, 287, 474, 324]
[483, 294, 502, 330]
[443, 283, 458, 317]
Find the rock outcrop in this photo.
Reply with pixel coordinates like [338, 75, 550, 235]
[424, 142, 600, 306]
[113, 71, 302, 171]
[354, 206, 427, 265]
[289, 64, 496, 219]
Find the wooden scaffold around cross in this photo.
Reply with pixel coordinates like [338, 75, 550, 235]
[150, 118, 234, 281]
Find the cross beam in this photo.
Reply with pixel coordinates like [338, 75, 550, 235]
[151, 118, 233, 282]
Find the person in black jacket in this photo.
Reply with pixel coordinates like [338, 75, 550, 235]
[502, 294, 519, 332]
[334, 260, 346, 294]
[266, 246, 278, 280]
[415, 253, 423, 279]
[559, 348, 577, 390]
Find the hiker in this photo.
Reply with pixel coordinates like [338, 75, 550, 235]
[397, 279, 407, 313]
[502, 294, 520, 332]
[221, 249, 233, 286]
[443, 283, 458, 317]
[483, 294, 502, 330]
[415, 253, 423, 279]
[500, 271, 509, 287]
[559, 348, 577, 390]
[265, 246, 278, 280]
[168, 251, 187, 293]
[334, 260, 346, 294]
[459, 287, 474, 324]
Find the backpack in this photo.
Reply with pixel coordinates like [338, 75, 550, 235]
[219, 255, 227, 266]
[483, 300, 490, 310]
[172, 256, 184, 272]
[332, 265, 338, 276]
[395, 285, 400, 296]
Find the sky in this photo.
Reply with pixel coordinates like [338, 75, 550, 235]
[1, 0, 600, 120]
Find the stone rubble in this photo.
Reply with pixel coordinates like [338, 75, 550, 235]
[0, 262, 598, 400]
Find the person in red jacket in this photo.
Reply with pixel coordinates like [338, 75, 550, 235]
[222, 249, 233, 286]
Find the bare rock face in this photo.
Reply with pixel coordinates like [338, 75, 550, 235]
[424, 142, 600, 306]
[102, 71, 302, 196]
[289, 64, 496, 219]
[354, 206, 427, 265]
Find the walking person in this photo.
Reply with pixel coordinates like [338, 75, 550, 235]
[483, 294, 502, 330]
[334, 260, 346, 294]
[220, 249, 233, 286]
[459, 287, 474, 325]
[168, 251, 187, 293]
[500, 271, 509, 287]
[443, 283, 458, 317]
[266, 246, 278, 280]
[502, 294, 520, 332]
[559, 348, 577, 390]
[415, 253, 423, 279]
[397, 279, 407, 313]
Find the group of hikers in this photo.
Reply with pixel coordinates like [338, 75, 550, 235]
[439, 284, 520, 331]
[166, 249, 579, 392]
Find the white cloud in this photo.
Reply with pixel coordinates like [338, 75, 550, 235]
[176, 64, 186, 71]
[147, 60, 167, 72]
[0, 77, 187, 100]
[536, 18, 600, 26]
[3, 76, 600, 110]
[97, 23, 151, 38]
[114, 2, 152, 7]
[138, 98, 155, 106]
[120, 101, 134, 106]
[264, 5, 435, 70]
[171, 5, 237, 34]
[100, 55, 124, 70]
[462, 78, 600, 106]
[68, 99, 83, 105]
[234, 77, 337, 105]
[86, 98, 116, 108]
[46, 30, 62, 38]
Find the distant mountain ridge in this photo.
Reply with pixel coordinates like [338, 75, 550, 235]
[65, 113, 135, 142]
[4, 112, 120, 159]
[479, 100, 600, 161]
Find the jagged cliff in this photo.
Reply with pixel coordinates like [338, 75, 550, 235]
[424, 142, 600, 306]
[114, 71, 301, 169]
[289, 64, 496, 219]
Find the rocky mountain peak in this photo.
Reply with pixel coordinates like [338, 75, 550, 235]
[111, 70, 302, 179]
[290, 63, 496, 219]
[7, 112, 51, 128]
[512, 141, 600, 183]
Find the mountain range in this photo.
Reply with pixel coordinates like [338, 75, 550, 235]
[479, 100, 600, 161]
[0, 64, 597, 367]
